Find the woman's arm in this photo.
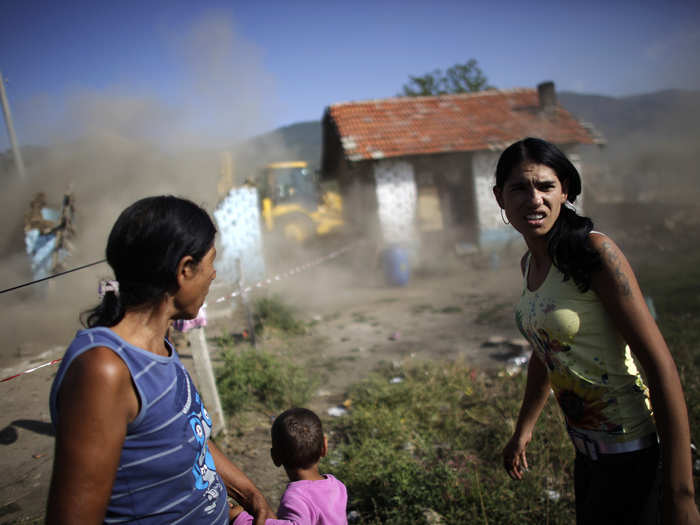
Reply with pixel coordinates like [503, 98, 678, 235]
[208, 440, 275, 525]
[589, 233, 699, 524]
[503, 350, 551, 480]
[46, 347, 138, 524]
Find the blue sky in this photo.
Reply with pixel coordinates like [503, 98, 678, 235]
[1, 0, 698, 151]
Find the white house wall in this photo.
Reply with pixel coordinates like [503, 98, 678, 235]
[213, 186, 266, 285]
[373, 160, 417, 246]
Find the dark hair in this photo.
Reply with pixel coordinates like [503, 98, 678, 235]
[83, 196, 217, 327]
[495, 137, 601, 292]
[271, 407, 324, 470]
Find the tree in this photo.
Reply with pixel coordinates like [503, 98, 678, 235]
[400, 59, 494, 96]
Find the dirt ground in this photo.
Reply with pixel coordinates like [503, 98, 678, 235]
[0, 242, 527, 524]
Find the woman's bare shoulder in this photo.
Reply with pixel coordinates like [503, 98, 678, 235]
[587, 232, 627, 262]
[59, 346, 138, 422]
[67, 346, 130, 383]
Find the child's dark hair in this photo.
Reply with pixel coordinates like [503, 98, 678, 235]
[271, 407, 324, 470]
[495, 137, 601, 292]
[83, 196, 216, 327]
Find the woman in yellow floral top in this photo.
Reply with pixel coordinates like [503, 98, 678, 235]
[494, 137, 698, 525]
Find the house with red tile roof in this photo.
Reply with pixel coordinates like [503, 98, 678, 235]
[321, 82, 602, 257]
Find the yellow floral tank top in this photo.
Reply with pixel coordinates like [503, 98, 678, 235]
[515, 254, 656, 442]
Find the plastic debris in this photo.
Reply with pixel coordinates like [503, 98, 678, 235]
[422, 508, 445, 524]
[544, 489, 560, 502]
[389, 331, 400, 341]
[509, 355, 529, 367]
[327, 406, 347, 417]
[505, 365, 522, 377]
[484, 335, 506, 346]
[390, 376, 404, 384]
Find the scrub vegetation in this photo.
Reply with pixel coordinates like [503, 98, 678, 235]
[323, 362, 575, 524]
[212, 251, 700, 523]
[215, 296, 318, 415]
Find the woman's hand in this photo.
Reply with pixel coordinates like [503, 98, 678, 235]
[666, 492, 700, 525]
[229, 502, 244, 522]
[502, 351, 550, 481]
[503, 431, 531, 480]
[251, 494, 276, 525]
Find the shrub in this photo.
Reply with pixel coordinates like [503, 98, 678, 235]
[216, 347, 317, 415]
[254, 295, 307, 335]
[324, 361, 575, 524]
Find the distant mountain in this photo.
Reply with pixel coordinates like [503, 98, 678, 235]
[231, 120, 323, 180]
[559, 89, 700, 145]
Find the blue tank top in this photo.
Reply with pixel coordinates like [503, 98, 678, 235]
[49, 327, 228, 524]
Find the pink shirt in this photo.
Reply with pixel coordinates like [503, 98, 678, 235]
[234, 474, 347, 525]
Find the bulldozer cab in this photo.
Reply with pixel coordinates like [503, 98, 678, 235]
[259, 161, 319, 207]
[258, 160, 343, 244]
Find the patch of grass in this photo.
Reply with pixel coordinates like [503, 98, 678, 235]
[440, 306, 463, 314]
[352, 312, 373, 323]
[215, 347, 317, 415]
[324, 311, 342, 322]
[376, 298, 399, 304]
[254, 295, 307, 335]
[411, 304, 435, 314]
[323, 361, 574, 524]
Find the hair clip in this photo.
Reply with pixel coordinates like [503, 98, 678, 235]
[98, 280, 120, 300]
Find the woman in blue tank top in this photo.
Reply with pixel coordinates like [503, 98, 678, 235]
[493, 138, 698, 524]
[47, 196, 275, 524]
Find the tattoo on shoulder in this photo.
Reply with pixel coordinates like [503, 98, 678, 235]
[600, 241, 631, 296]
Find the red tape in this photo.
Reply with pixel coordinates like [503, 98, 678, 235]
[1, 358, 62, 383]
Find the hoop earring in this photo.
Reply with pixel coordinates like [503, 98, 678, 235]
[500, 208, 509, 225]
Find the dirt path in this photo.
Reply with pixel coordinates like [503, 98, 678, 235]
[0, 252, 525, 524]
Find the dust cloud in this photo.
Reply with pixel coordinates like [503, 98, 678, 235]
[574, 90, 700, 260]
[0, 11, 288, 370]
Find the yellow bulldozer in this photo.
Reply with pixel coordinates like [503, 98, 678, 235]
[257, 161, 344, 243]
[218, 154, 343, 244]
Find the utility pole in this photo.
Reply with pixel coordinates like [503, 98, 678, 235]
[0, 71, 26, 178]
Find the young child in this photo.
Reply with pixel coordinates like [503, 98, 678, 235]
[232, 407, 348, 525]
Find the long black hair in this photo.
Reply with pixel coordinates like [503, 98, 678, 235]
[83, 196, 217, 327]
[495, 137, 601, 292]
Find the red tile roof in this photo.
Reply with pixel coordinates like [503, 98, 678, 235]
[325, 89, 596, 161]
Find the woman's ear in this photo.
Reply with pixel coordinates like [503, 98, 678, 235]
[493, 186, 504, 208]
[176, 255, 196, 288]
